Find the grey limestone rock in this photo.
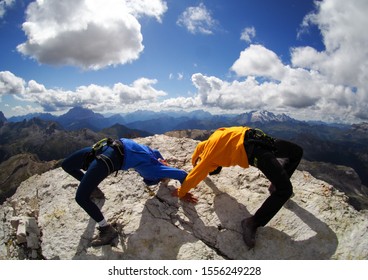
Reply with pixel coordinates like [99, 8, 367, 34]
[0, 135, 367, 260]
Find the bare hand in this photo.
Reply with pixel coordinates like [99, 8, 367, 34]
[171, 189, 198, 204]
[158, 158, 169, 166]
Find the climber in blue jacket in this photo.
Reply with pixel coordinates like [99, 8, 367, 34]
[62, 137, 188, 247]
[122, 138, 187, 185]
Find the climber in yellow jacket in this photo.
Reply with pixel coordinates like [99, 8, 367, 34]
[172, 126, 303, 249]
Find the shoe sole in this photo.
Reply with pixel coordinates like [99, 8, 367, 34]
[90, 231, 118, 247]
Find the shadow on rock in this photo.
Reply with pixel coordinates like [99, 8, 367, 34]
[250, 199, 338, 259]
[72, 198, 107, 259]
[120, 182, 220, 259]
[204, 177, 338, 259]
[70, 178, 338, 260]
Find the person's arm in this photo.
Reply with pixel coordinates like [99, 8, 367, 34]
[191, 141, 206, 166]
[154, 164, 188, 183]
[175, 159, 217, 198]
[152, 149, 164, 160]
[171, 140, 215, 203]
[150, 162, 199, 202]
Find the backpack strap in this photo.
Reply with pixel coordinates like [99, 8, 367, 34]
[111, 139, 124, 157]
[109, 139, 124, 176]
[246, 128, 276, 151]
[82, 138, 124, 174]
[244, 128, 277, 166]
[92, 137, 113, 152]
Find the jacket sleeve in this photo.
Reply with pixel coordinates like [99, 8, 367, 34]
[152, 149, 164, 160]
[177, 159, 217, 197]
[191, 141, 206, 166]
[147, 164, 188, 184]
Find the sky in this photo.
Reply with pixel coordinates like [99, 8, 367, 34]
[0, 0, 367, 124]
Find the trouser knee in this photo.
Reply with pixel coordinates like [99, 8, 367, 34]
[274, 182, 293, 199]
[61, 159, 69, 172]
[75, 191, 89, 208]
[61, 157, 75, 174]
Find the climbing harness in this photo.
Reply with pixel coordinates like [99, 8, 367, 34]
[82, 138, 124, 176]
[244, 128, 276, 167]
[246, 128, 276, 150]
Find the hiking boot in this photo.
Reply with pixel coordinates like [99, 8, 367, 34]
[241, 216, 258, 249]
[90, 224, 118, 247]
[90, 187, 105, 199]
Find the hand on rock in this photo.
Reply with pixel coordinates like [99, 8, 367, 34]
[171, 189, 198, 204]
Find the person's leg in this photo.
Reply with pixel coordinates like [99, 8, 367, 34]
[252, 147, 294, 227]
[75, 158, 109, 223]
[62, 147, 92, 181]
[74, 144, 123, 220]
[78, 147, 122, 246]
[273, 139, 303, 177]
[267, 140, 303, 194]
[242, 146, 295, 249]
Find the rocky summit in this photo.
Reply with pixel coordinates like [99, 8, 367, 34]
[0, 135, 367, 260]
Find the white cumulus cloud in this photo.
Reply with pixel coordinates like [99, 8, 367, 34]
[0, 0, 15, 18]
[291, 0, 368, 121]
[123, 0, 167, 22]
[0, 71, 25, 95]
[240, 26, 256, 43]
[293, 0, 368, 89]
[114, 78, 167, 104]
[177, 3, 218, 35]
[16, 0, 167, 70]
[1, 71, 168, 113]
[4, 0, 368, 123]
[231, 44, 287, 81]
[175, 0, 368, 123]
[190, 43, 361, 122]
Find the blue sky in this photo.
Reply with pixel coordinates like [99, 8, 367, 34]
[0, 0, 367, 123]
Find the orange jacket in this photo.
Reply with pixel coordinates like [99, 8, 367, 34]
[178, 126, 251, 197]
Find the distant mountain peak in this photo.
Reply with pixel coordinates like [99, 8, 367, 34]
[61, 106, 104, 120]
[235, 110, 295, 124]
[0, 111, 7, 123]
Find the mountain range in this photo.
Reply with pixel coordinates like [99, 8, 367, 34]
[6, 106, 304, 134]
[8, 105, 362, 189]
[1, 107, 367, 209]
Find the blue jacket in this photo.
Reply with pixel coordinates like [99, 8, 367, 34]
[119, 138, 187, 185]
